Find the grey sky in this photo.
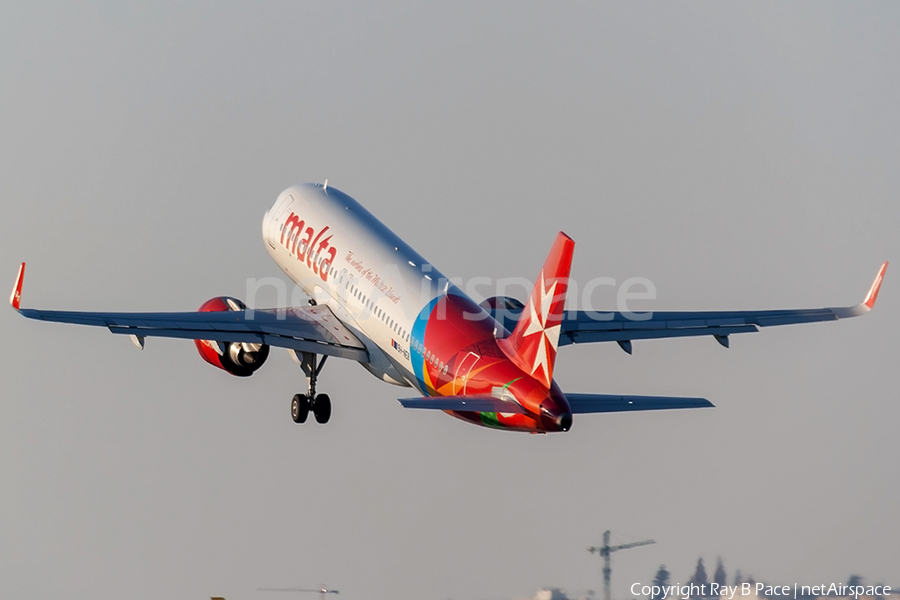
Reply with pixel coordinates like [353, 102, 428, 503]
[1, 3, 898, 600]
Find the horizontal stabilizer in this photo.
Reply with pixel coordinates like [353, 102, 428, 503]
[398, 395, 528, 414]
[565, 393, 713, 413]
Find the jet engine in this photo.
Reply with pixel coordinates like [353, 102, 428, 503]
[194, 296, 270, 377]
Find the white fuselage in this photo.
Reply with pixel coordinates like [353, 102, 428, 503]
[262, 183, 477, 393]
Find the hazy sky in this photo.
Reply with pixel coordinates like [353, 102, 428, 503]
[1, 3, 898, 600]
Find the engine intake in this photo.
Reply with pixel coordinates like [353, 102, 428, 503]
[193, 296, 270, 377]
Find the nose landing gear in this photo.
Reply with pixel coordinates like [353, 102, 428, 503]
[290, 352, 332, 425]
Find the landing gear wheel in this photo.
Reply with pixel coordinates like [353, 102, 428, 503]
[291, 393, 309, 424]
[313, 393, 332, 424]
[291, 352, 332, 425]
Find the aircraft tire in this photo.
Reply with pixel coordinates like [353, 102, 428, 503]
[291, 393, 309, 424]
[313, 394, 331, 424]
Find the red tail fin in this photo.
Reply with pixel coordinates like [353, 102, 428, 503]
[498, 233, 575, 388]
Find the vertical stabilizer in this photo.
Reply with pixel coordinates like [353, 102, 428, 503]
[498, 232, 575, 387]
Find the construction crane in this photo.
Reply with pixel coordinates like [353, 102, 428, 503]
[588, 530, 655, 600]
[258, 586, 339, 600]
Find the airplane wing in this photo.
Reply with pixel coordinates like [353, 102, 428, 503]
[565, 393, 713, 413]
[8, 263, 368, 362]
[487, 263, 887, 352]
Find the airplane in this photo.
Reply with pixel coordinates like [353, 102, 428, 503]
[9, 182, 888, 433]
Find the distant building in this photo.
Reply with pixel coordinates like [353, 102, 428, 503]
[531, 588, 595, 600]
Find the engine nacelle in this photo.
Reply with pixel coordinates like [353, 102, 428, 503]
[194, 296, 270, 377]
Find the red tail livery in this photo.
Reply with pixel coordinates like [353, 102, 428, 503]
[499, 232, 574, 388]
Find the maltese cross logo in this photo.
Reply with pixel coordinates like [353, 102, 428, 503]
[522, 273, 562, 385]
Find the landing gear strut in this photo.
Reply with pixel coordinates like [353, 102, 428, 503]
[290, 351, 331, 425]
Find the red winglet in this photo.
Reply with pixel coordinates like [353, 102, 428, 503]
[9, 262, 25, 311]
[863, 261, 888, 309]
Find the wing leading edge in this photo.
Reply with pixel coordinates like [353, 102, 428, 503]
[9, 263, 368, 362]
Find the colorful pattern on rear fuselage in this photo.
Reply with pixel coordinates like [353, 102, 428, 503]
[408, 289, 570, 433]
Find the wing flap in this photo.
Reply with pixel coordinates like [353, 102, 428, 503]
[105, 326, 368, 360]
[565, 393, 713, 413]
[565, 324, 759, 344]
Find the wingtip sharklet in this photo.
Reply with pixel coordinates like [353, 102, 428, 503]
[863, 261, 888, 310]
[831, 262, 887, 319]
[10, 262, 24, 311]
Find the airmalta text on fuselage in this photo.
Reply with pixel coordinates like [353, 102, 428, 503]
[280, 211, 337, 282]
